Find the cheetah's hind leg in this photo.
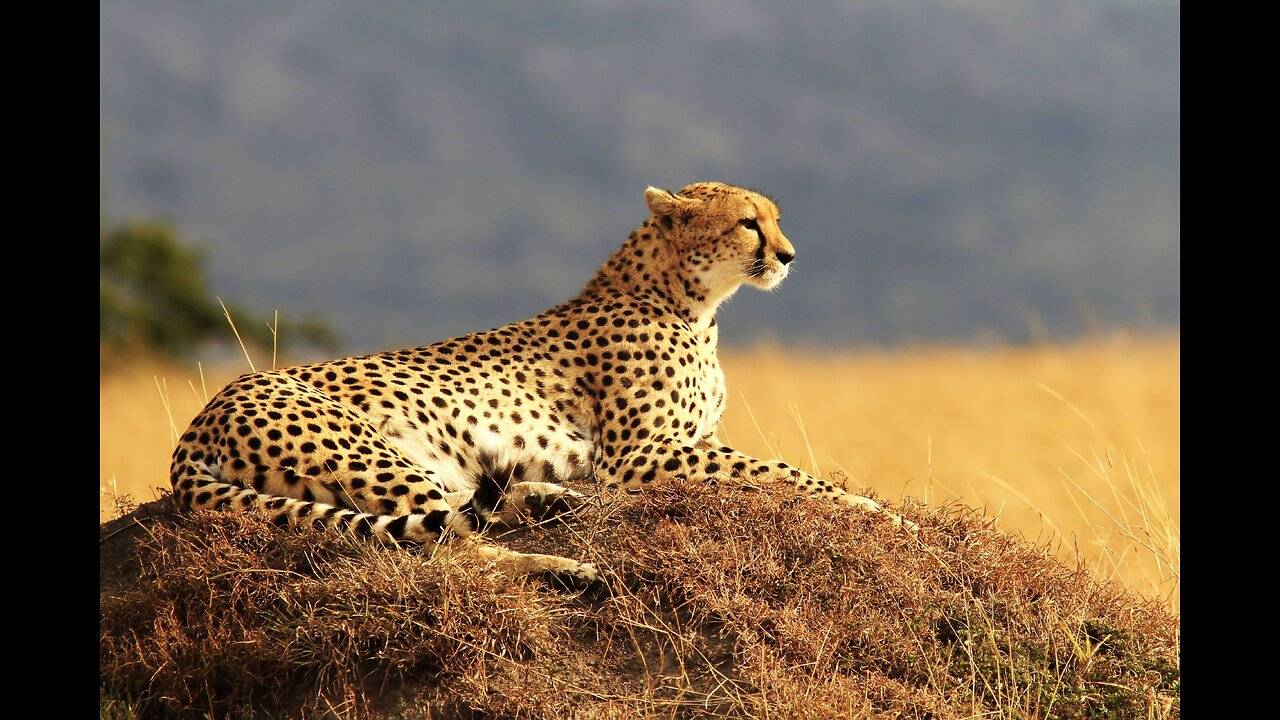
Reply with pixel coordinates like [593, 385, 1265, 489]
[468, 442, 589, 527]
[486, 481, 589, 527]
[454, 538, 601, 590]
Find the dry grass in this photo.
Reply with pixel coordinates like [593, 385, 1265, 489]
[716, 334, 1179, 612]
[101, 335, 1179, 613]
[100, 477, 1179, 718]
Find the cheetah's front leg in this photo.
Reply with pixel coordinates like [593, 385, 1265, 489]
[606, 434, 918, 531]
[806, 471, 918, 531]
[762, 462, 917, 531]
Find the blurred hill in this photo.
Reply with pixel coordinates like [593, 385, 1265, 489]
[99, 0, 1179, 353]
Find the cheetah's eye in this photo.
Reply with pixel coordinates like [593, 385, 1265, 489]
[739, 218, 760, 233]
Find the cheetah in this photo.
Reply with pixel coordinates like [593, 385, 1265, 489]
[170, 181, 912, 587]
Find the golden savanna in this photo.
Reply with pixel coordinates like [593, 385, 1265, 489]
[100, 334, 1179, 611]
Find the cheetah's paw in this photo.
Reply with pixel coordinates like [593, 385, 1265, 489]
[491, 482, 589, 526]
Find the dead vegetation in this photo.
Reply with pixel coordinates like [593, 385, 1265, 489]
[100, 477, 1179, 719]
[102, 339, 1181, 612]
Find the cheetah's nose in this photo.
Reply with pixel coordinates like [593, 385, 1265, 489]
[776, 251, 795, 265]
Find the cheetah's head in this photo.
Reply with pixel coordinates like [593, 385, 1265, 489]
[644, 182, 796, 298]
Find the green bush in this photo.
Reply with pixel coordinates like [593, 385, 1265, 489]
[100, 216, 337, 366]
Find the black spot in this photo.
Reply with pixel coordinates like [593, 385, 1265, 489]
[352, 514, 376, 537]
[385, 515, 409, 538]
[423, 509, 452, 534]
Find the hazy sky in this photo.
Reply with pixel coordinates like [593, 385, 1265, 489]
[100, 0, 1180, 353]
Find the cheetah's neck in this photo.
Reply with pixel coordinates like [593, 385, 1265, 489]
[580, 220, 735, 335]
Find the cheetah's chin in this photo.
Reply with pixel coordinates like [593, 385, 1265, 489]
[748, 269, 788, 291]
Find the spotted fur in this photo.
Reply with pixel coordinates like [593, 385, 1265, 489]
[170, 182, 912, 587]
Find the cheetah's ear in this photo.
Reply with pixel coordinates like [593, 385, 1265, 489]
[645, 186, 698, 228]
